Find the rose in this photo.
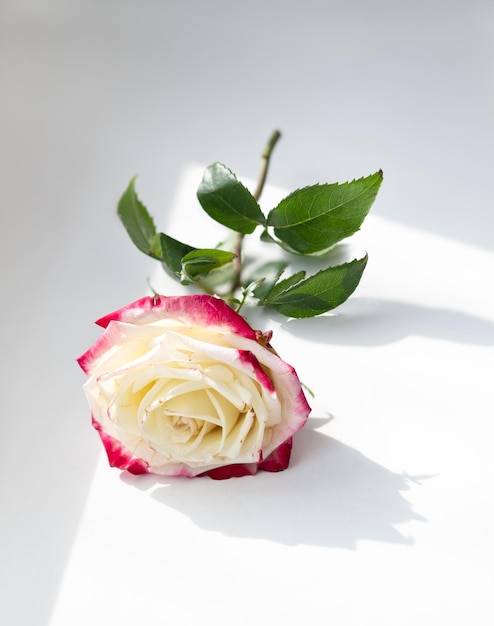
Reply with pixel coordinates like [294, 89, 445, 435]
[77, 295, 311, 479]
[77, 294, 311, 479]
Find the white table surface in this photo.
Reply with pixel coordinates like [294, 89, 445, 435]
[1, 2, 493, 625]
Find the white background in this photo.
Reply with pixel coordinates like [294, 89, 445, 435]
[1, 2, 493, 625]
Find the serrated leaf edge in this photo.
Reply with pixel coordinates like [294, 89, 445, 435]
[260, 254, 368, 309]
[267, 170, 383, 228]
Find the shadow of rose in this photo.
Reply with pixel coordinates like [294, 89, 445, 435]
[120, 418, 427, 550]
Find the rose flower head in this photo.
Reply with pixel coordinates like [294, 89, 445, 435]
[77, 294, 311, 479]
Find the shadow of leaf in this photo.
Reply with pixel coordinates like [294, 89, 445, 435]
[121, 418, 427, 550]
[282, 297, 494, 346]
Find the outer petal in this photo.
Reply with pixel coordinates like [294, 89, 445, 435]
[258, 437, 293, 472]
[95, 295, 257, 340]
[199, 463, 258, 480]
[77, 320, 125, 375]
[92, 417, 149, 475]
[199, 438, 293, 480]
[223, 333, 311, 458]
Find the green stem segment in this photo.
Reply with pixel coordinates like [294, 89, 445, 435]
[253, 129, 282, 202]
[231, 130, 281, 302]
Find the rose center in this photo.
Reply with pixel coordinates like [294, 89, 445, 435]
[142, 387, 232, 447]
[171, 414, 201, 435]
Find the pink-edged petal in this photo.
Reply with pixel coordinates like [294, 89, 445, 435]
[96, 295, 257, 340]
[199, 462, 258, 480]
[237, 349, 275, 392]
[198, 438, 293, 479]
[76, 318, 137, 375]
[77, 328, 116, 375]
[92, 417, 149, 475]
[258, 438, 293, 472]
[224, 333, 312, 456]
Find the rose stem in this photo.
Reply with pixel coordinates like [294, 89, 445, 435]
[253, 129, 282, 202]
[230, 130, 282, 299]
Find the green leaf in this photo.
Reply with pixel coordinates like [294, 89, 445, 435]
[260, 255, 368, 318]
[246, 260, 289, 300]
[197, 162, 266, 234]
[242, 260, 288, 300]
[181, 248, 236, 282]
[260, 229, 277, 244]
[268, 270, 306, 298]
[117, 177, 158, 257]
[267, 171, 383, 255]
[159, 233, 195, 275]
[259, 228, 299, 253]
[149, 233, 163, 258]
